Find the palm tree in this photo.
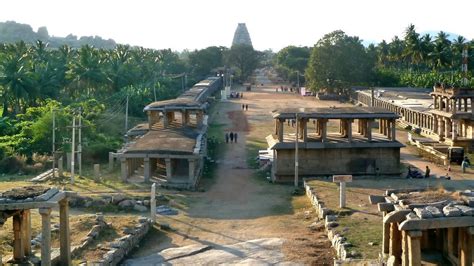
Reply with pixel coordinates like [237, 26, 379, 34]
[403, 24, 423, 69]
[429, 31, 452, 70]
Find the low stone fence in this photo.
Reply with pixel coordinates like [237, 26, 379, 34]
[86, 216, 153, 266]
[303, 179, 351, 262]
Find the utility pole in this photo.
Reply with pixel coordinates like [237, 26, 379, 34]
[184, 73, 187, 90]
[153, 74, 157, 101]
[181, 74, 184, 91]
[52, 109, 56, 178]
[294, 113, 299, 188]
[125, 95, 129, 134]
[71, 116, 76, 185]
[78, 111, 82, 178]
[296, 70, 300, 89]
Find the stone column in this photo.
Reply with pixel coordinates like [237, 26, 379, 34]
[445, 118, 451, 138]
[407, 230, 422, 266]
[464, 98, 468, 112]
[460, 227, 474, 266]
[302, 119, 308, 142]
[321, 119, 327, 143]
[367, 120, 372, 141]
[452, 120, 458, 140]
[59, 198, 71, 266]
[402, 230, 409, 266]
[458, 99, 462, 111]
[433, 96, 438, 109]
[387, 120, 392, 140]
[120, 158, 128, 181]
[163, 111, 169, 127]
[165, 158, 172, 179]
[22, 210, 32, 256]
[13, 213, 24, 261]
[378, 119, 383, 134]
[452, 99, 457, 114]
[181, 109, 187, 126]
[433, 116, 438, 134]
[471, 98, 474, 115]
[438, 117, 444, 139]
[446, 98, 450, 112]
[390, 223, 402, 265]
[58, 156, 64, 177]
[439, 97, 443, 111]
[383, 220, 390, 255]
[143, 157, 150, 183]
[347, 119, 353, 142]
[108, 152, 114, 172]
[188, 158, 195, 183]
[39, 208, 51, 266]
[278, 119, 284, 142]
[391, 120, 396, 141]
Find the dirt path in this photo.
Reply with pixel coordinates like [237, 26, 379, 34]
[128, 70, 334, 264]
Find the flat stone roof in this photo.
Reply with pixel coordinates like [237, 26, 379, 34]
[124, 128, 200, 155]
[0, 187, 69, 211]
[272, 106, 399, 119]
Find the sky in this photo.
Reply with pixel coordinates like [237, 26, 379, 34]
[1, 0, 474, 52]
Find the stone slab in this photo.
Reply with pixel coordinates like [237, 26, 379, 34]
[399, 216, 474, 230]
[369, 195, 385, 204]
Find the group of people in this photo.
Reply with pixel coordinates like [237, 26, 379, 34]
[406, 165, 431, 179]
[225, 132, 238, 143]
[276, 86, 300, 93]
[241, 104, 249, 111]
[230, 92, 243, 98]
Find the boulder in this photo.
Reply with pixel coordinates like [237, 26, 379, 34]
[118, 200, 136, 209]
[112, 194, 126, 204]
[133, 204, 148, 212]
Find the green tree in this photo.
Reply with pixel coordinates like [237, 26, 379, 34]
[306, 30, 374, 93]
[226, 44, 261, 82]
[274, 46, 310, 85]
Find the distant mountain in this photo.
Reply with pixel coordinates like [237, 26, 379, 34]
[0, 21, 117, 48]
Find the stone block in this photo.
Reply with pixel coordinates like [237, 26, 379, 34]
[414, 208, 433, 219]
[424, 206, 443, 218]
[406, 212, 419, 220]
[133, 204, 148, 212]
[443, 205, 462, 217]
[466, 197, 474, 207]
[369, 195, 385, 204]
[454, 205, 474, 216]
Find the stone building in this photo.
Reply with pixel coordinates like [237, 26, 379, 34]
[372, 189, 474, 265]
[232, 23, 253, 48]
[0, 186, 73, 265]
[355, 84, 474, 152]
[114, 78, 221, 189]
[267, 107, 403, 182]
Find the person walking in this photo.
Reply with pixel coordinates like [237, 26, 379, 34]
[245, 104, 248, 111]
[242, 104, 245, 110]
[229, 132, 234, 143]
[234, 132, 238, 143]
[225, 133, 229, 143]
[462, 157, 470, 173]
[240, 93, 243, 98]
[424, 166, 430, 178]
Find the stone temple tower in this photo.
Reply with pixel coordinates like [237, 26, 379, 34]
[232, 23, 253, 48]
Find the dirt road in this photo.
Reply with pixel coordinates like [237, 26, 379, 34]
[128, 70, 334, 264]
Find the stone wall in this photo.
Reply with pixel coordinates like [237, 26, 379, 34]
[275, 147, 400, 181]
[86, 217, 152, 266]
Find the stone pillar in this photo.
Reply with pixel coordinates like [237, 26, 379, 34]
[402, 230, 409, 266]
[59, 198, 71, 266]
[439, 97, 443, 111]
[390, 223, 402, 265]
[379, 119, 383, 134]
[452, 120, 458, 141]
[452, 99, 457, 114]
[302, 119, 308, 142]
[407, 230, 422, 266]
[471, 98, 474, 115]
[13, 213, 24, 261]
[387, 120, 392, 140]
[383, 119, 388, 136]
[347, 119, 353, 142]
[58, 156, 64, 177]
[143, 158, 150, 183]
[464, 98, 468, 112]
[460, 227, 473, 266]
[367, 120, 372, 141]
[120, 157, 128, 182]
[433, 116, 438, 134]
[446, 98, 450, 112]
[445, 118, 451, 138]
[165, 158, 172, 179]
[321, 119, 327, 143]
[458, 99, 462, 111]
[383, 220, 390, 255]
[39, 208, 51, 266]
[433, 96, 438, 109]
[94, 164, 100, 182]
[188, 158, 195, 183]
[66, 152, 71, 171]
[181, 109, 187, 126]
[22, 210, 31, 256]
[391, 120, 396, 141]
[108, 152, 114, 172]
[278, 119, 284, 142]
[163, 111, 169, 127]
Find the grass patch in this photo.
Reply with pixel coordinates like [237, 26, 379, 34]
[335, 215, 382, 259]
[246, 138, 267, 169]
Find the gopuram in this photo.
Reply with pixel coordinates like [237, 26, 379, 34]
[267, 106, 403, 182]
[0, 186, 73, 265]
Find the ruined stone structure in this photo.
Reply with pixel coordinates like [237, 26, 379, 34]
[0, 186, 73, 265]
[232, 23, 253, 48]
[115, 78, 221, 189]
[372, 189, 474, 265]
[267, 107, 403, 182]
[355, 85, 474, 152]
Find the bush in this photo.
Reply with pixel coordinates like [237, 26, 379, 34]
[0, 156, 25, 174]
